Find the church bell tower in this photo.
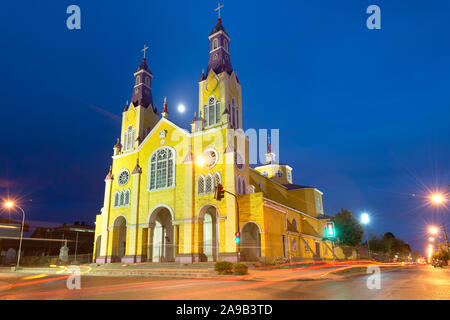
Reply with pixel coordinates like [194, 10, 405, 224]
[118, 46, 159, 154]
[196, 4, 243, 132]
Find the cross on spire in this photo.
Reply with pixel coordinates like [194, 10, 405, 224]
[141, 44, 149, 59]
[214, 2, 224, 20]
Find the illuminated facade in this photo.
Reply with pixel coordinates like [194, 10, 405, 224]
[93, 17, 348, 264]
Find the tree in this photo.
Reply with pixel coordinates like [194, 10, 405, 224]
[411, 251, 421, 261]
[368, 232, 412, 261]
[332, 209, 363, 247]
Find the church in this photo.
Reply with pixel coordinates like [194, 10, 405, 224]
[93, 11, 339, 265]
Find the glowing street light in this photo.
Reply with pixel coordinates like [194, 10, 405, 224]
[430, 193, 445, 205]
[5, 201, 14, 208]
[3, 200, 26, 270]
[429, 237, 434, 242]
[429, 226, 439, 235]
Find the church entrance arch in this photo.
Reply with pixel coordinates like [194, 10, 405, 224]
[199, 205, 218, 262]
[112, 216, 127, 261]
[148, 206, 174, 262]
[94, 235, 101, 260]
[241, 222, 261, 261]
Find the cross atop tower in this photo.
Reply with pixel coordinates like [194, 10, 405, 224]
[141, 44, 149, 59]
[214, 2, 224, 20]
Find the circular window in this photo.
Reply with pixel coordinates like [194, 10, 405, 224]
[276, 170, 283, 178]
[118, 169, 130, 186]
[235, 152, 245, 171]
[203, 149, 218, 169]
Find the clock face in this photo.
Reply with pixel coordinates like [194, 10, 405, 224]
[127, 109, 136, 121]
[235, 152, 244, 171]
[118, 169, 130, 186]
[206, 77, 218, 92]
[203, 149, 218, 169]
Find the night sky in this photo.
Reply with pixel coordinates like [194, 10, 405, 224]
[0, 1, 449, 254]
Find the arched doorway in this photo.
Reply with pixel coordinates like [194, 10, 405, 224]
[199, 205, 218, 262]
[149, 206, 174, 262]
[112, 216, 127, 261]
[94, 235, 101, 260]
[241, 222, 261, 261]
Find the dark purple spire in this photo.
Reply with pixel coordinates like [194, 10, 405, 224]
[206, 18, 233, 75]
[130, 58, 154, 109]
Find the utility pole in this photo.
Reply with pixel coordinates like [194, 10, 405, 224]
[74, 231, 79, 262]
[442, 223, 449, 253]
[215, 184, 240, 263]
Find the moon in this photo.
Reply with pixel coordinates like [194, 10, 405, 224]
[177, 104, 186, 113]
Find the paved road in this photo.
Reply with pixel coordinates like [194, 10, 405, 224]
[0, 265, 448, 300]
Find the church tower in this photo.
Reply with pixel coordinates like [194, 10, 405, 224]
[197, 8, 242, 131]
[118, 47, 159, 155]
[255, 134, 294, 185]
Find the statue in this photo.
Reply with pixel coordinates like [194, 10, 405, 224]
[59, 240, 69, 263]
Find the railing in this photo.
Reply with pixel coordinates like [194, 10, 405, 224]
[1, 253, 93, 266]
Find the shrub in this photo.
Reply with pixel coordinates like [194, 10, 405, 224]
[431, 250, 449, 268]
[233, 263, 248, 275]
[214, 261, 233, 275]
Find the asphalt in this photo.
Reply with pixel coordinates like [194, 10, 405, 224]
[0, 264, 447, 300]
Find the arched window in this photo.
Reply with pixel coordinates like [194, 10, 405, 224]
[124, 189, 130, 205]
[224, 39, 228, 51]
[197, 176, 205, 195]
[230, 98, 235, 128]
[291, 239, 297, 252]
[205, 174, 213, 194]
[114, 192, 119, 207]
[145, 77, 150, 86]
[214, 172, 221, 186]
[292, 219, 297, 231]
[236, 175, 243, 195]
[241, 178, 246, 195]
[149, 147, 175, 191]
[213, 38, 218, 50]
[125, 126, 134, 151]
[119, 191, 125, 206]
[203, 96, 220, 128]
[136, 75, 141, 85]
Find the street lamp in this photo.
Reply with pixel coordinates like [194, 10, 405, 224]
[427, 225, 449, 253]
[430, 193, 445, 205]
[429, 226, 438, 235]
[3, 200, 26, 270]
[361, 212, 371, 259]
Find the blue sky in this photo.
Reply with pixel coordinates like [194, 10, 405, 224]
[0, 0, 449, 254]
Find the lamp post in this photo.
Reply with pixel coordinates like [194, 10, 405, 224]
[428, 224, 449, 253]
[361, 213, 371, 259]
[4, 201, 26, 270]
[428, 189, 449, 253]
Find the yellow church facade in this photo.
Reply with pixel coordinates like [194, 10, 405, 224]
[93, 17, 345, 265]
